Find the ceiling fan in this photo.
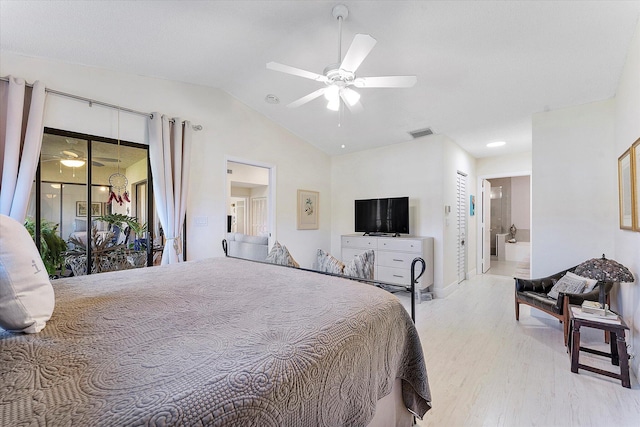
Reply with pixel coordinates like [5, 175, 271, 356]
[41, 139, 120, 168]
[266, 4, 417, 114]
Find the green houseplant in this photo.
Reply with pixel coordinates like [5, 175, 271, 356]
[24, 217, 68, 276]
[64, 213, 149, 276]
[97, 213, 148, 248]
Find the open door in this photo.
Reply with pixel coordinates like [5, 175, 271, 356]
[482, 179, 492, 273]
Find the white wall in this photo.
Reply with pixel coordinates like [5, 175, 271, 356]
[1, 51, 332, 268]
[613, 20, 640, 377]
[511, 175, 530, 233]
[331, 134, 476, 297]
[532, 99, 616, 277]
[476, 151, 532, 178]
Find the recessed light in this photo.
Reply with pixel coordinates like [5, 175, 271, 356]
[264, 94, 280, 104]
[487, 141, 506, 148]
[341, 144, 346, 149]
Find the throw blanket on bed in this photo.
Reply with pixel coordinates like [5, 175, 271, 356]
[0, 257, 431, 426]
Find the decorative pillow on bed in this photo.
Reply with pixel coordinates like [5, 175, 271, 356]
[313, 248, 345, 275]
[265, 241, 300, 268]
[343, 249, 375, 280]
[0, 214, 55, 333]
[547, 274, 586, 300]
[565, 271, 599, 293]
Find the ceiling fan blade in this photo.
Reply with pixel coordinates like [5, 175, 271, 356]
[339, 34, 377, 73]
[93, 157, 120, 163]
[353, 76, 417, 88]
[267, 62, 328, 82]
[287, 88, 327, 108]
[92, 161, 105, 167]
[340, 91, 364, 113]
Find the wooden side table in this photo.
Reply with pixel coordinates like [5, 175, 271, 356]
[568, 306, 631, 388]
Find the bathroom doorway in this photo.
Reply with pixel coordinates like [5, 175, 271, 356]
[479, 174, 531, 278]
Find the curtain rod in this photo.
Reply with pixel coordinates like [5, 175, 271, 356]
[0, 76, 203, 131]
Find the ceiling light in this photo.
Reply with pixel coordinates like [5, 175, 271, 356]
[324, 85, 340, 102]
[60, 159, 86, 168]
[487, 141, 506, 148]
[264, 94, 280, 104]
[327, 98, 340, 111]
[341, 144, 346, 149]
[341, 88, 360, 106]
[50, 183, 61, 189]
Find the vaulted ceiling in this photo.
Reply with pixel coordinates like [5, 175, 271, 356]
[1, 1, 638, 158]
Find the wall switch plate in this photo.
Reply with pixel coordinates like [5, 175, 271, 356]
[194, 216, 208, 226]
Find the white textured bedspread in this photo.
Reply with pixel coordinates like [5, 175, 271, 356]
[0, 257, 431, 426]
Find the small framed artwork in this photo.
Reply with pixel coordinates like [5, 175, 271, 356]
[297, 189, 319, 230]
[633, 138, 640, 231]
[618, 148, 633, 230]
[76, 201, 103, 217]
[469, 195, 475, 216]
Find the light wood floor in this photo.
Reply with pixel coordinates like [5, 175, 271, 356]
[397, 273, 640, 427]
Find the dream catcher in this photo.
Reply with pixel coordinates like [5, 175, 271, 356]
[107, 108, 130, 206]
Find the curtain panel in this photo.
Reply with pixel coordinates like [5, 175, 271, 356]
[0, 76, 47, 222]
[148, 114, 192, 265]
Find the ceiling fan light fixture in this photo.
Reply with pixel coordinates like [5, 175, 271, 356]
[342, 88, 360, 106]
[60, 159, 86, 168]
[327, 98, 340, 111]
[324, 85, 340, 101]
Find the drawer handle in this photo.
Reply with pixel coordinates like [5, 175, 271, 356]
[392, 259, 404, 262]
[393, 274, 404, 278]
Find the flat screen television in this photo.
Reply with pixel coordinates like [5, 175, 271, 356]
[355, 197, 409, 236]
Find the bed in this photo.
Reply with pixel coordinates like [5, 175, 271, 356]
[0, 256, 431, 426]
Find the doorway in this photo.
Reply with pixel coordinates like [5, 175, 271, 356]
[30, 128, 153, 276]
[225, 159, 275, 249]
[478, 174, 531, 277]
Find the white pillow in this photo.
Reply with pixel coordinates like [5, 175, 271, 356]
[265, 241, 300, 268]
[565, 271, 599, 293]
[344, 250, 375, 280]
[0, 215, 55, 333]
[547, 274, 586, 300]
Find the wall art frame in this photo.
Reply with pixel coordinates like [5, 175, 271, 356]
[297, 189, 319, 230]
[618, 148, 634, 230]
[76, 201, 102, 217]
[632, 137, 640, 231]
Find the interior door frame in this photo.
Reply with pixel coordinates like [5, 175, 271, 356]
[224, 155, 276, 249]
[476, 171, 532, 275]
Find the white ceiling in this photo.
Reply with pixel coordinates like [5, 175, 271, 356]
[1, 1, 638, 158]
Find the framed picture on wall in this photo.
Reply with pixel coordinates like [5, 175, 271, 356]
[633, 138, 640, 231]
[76, 201, 103, 217]
[297, 190, 319, 230]
[618, 148, 633, 230]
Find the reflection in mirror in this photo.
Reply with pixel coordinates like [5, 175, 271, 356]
[225, 161, 271, 261]
[28, 130, 153, 277]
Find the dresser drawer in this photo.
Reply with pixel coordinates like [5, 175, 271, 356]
[378, 238, 422, 253]
[341, 236, 377, 250]
[377, 250, 418, 268]
[377, 266, 411, 286]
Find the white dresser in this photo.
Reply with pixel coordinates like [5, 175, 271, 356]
[341, 234, 434, 290]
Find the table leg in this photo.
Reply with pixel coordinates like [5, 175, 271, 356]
[617, 332, 631, 388]
[571, 322, 581, 373]
[610, 331, 619, 366]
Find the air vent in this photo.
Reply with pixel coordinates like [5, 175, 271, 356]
[409, 127, 434, 139]
[227, 169, 233, 174]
